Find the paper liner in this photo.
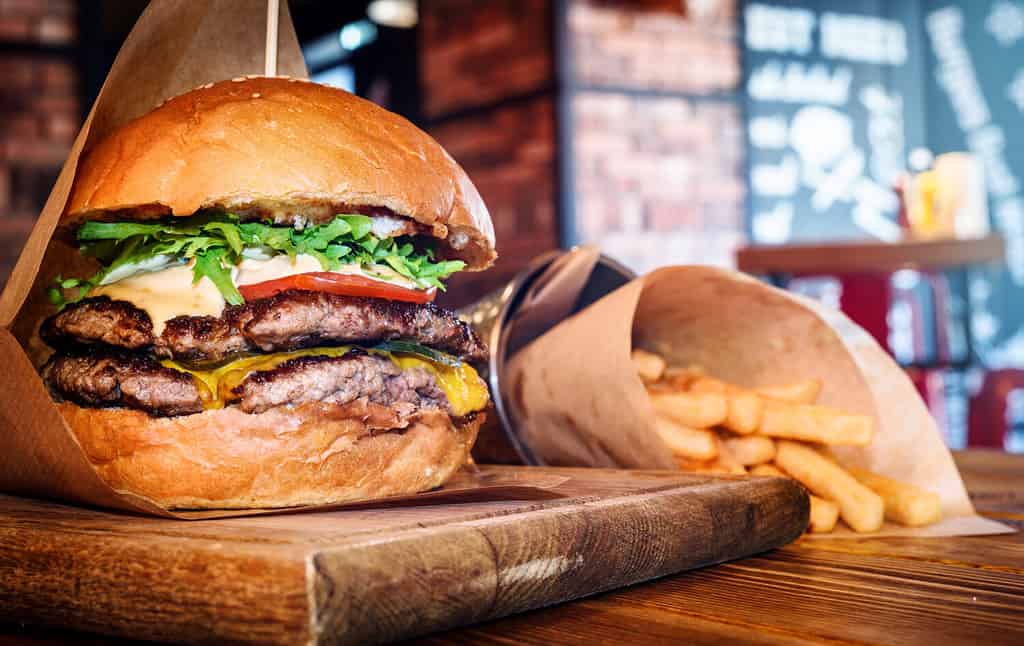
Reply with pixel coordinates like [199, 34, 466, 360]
[507, 266, 1011, 538]
[0, 0, 561, 518]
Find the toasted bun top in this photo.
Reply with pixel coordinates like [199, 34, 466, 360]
[64, 77, 495, 270]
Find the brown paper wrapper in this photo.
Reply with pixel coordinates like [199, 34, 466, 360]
[507, 265, 1011, 538]
[0, 0, 561, 518]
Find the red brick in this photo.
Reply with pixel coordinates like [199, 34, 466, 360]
[3, 138, 69, 165]
[36, 14, 74, 44]
[0, 0, 47, 15]
[0, 58, 36, 89]
[3, 114, 39, 138]
[41, 60, 75, 91]
[34, 94, 77, 116]
[0, 15, 31, 39]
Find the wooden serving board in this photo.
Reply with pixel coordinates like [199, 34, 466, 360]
[0, 466, 807, 645]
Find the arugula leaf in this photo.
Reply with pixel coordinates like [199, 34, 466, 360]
[201, 221, 243, 255]
[192, 248, 243, 306]
[343, 215, 373, 239]
[53, 212, 467, 308]
[78, 221, 170, 240]
[302, 218, 351, 250]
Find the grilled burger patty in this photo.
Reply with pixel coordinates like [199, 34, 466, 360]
[43, 351, 204, 417]
[41, 290, 486, 364]
[44, 350, 449, 417]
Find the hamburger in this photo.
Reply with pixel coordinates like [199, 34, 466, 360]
[38, 77, 495, 509]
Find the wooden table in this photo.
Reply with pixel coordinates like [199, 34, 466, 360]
[3, 451, 1022, 645]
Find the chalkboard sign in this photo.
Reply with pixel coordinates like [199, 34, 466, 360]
[923, 1, 1024, 366]
[742, 0, 1024, 367]
[742, 0, 928, 244]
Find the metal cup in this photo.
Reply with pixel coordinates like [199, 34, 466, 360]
[458, 250, 636, 465]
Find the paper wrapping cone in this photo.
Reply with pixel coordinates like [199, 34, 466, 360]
[0, 0, 557, 518]
[507, 266, 1010, 538]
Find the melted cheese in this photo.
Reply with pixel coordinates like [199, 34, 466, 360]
[91, 264, 225, 335]
[390, 354, 490, 418]
[162, 347, 489, 417]
[89, 254, 422, 334]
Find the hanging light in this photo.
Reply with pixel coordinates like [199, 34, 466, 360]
[367, 0, 418, 29]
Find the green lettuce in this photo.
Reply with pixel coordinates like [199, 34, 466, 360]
[49, 213, 465, 308]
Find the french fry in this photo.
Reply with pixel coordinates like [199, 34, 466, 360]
[808, 495, 839, 533]
[713, 436, 747, 474]
[663, 365, 704, 389]
[848, 468, 942, 527]
[690, 377, 762, 434]
[756, 379, 822, 404]
[654, 416, 718, 460]
[750, 464, 787, 477]
[774, 441, 883, 533]
[758, 399, 873, 446]
[721, 434, 775, 466]
[631, 349, 666, 383]
[649, 391, 727, 429]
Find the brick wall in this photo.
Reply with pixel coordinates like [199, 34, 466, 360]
[420, 0, 747, 302]
[573, 92, 745, 272]
[570, 0, 739, 93]
[420, 0, 559, 307]
[419, 0, 552, 120]
[567, 0, 746, 271]
[0, 0, 78, 289]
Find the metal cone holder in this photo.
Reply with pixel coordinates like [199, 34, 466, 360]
[458, 250, 635, 464]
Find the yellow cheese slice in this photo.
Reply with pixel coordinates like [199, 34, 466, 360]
[162, 346, 488, 417]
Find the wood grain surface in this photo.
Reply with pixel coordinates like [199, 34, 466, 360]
[736, 235, 1006, 274]
[0, 466, 807, 645]
[418, 450, 1024, 646]
[4, 452, 1018, 645]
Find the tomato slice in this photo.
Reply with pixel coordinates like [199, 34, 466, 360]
[238, 272, 436, 303]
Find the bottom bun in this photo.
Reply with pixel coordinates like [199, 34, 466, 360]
[57, 402, 482, 509]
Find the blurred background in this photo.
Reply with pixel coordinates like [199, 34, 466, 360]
[1, 0, 1023, 451]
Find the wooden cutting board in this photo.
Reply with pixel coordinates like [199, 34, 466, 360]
[0, 466, 807, 645]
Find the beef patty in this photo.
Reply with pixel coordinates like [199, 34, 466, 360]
[43, 351, 204, 417]
[45, 350, 449, 417]
[41, 290, 486, 364]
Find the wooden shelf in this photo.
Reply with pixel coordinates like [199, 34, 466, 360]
[736, 235, 1005, 275]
